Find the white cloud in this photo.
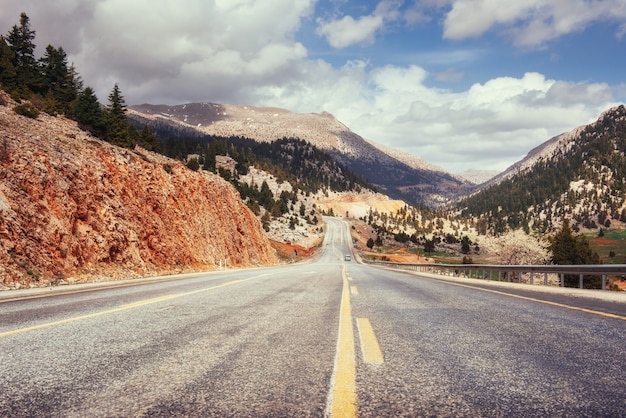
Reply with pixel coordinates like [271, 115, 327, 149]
[315, 0, 402, 48]
[1, 0, 315, 104]
[316, 14, 384, 48]
[283, 70, 617, 172]
[0, 0, 621, 174]
[443, 0, 626, 47]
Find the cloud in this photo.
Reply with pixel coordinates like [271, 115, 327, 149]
[315, 0, 402, 48]
[298, 70, 617, 172]
[246, 62, 617, 172]
[442, 0, 626, 47]
[0, 0, 621, 173]
[1, 0, 315, 104]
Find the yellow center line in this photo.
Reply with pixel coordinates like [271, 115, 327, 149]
[327, 267, 357, 417]
[0, 275, 268, 339]
[356, 318, 384, 365]
[0, 279, 169, 303]
[0, 272, 217, 304]
[427, 277, 626, 321]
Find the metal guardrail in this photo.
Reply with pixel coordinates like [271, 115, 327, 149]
[363, 260, 626, 290]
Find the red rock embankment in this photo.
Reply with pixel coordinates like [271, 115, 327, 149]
[0, 97, 277, 287]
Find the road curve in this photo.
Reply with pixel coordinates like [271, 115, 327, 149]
[1, 217, 625, 417]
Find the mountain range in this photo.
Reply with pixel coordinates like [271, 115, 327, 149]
[129, 101, 626, 234]
[128, 103, 476, 207]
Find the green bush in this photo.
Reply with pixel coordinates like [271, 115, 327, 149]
[186, 157, 200, 171]
[13, 102, 40, 119]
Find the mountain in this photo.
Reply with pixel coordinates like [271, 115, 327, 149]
[457, 105, 626, 234]
[0, 93, 277, 288]
[457, 169, 500, 185]
[128, 103, 474, 206]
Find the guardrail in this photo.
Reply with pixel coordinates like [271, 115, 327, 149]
[363, 260, 626, 290]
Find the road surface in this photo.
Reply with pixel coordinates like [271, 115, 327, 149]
[1, 217, 625, 417]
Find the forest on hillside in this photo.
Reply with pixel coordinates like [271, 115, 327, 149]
[457, 105, 626, 235]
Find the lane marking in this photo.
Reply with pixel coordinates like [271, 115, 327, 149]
[0, 272, 219, 304]
[326, 267, 357, 418]
[0, 276, 266, 339]
[356, 318, 384, 365]
[423, 276, 626, 321]
[0, 279, 172, 303]
[350, 285, 359, 295]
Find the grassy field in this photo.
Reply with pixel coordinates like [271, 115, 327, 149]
[587, 229, 626, 264]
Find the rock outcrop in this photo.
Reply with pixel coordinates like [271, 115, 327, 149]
[0, 95, 277, 288]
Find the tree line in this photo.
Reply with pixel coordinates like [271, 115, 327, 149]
[0, 12, 158, 151]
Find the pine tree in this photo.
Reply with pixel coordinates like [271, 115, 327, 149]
[548, 219, 602, 288]
[138, 125, 160, 152]
[105, 83, 133, 148]
[39, 45, 78, 114]
[5, 13, 42, 96]
[64, 64, 83, 115]
[72, 86, 106, 137]
[0, 35, 17, 91]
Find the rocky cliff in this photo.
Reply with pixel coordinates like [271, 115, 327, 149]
[0, 95, 277, 288]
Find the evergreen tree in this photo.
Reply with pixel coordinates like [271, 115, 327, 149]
[423, 238, 435, 254]
[0, 35, 17, 91]
[548, 219, 602, 288]
[39, 45, 79, 114]
[105, 83, 133, 147]
[72, 86, 106, 137]
[258, 181, 274, 208]
[60, 63, 83, 118]
[5, 12, 42, 96]
[138, 125, 160, 152]
[461, 236, 471, 254]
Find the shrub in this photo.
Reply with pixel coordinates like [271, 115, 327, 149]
[13, 102, 40, 118]
[163, 163, 173, 174]
[186, 157, 200, 171]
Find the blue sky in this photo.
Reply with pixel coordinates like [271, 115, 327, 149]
[2, 0, 625, 173]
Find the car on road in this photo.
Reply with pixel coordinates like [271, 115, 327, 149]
[344, 254, 351, 261]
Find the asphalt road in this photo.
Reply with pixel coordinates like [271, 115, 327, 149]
[1, 217, 625, 417]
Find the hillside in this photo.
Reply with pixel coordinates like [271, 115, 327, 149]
[0, 94, 277, 288]
[129, 103, 473, 206]
[458, 105, 626, 234]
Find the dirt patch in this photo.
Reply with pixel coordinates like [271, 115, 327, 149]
[593, 238, 621, 247]
[361, 248, 426, 263]
[270, 240, 318, 263]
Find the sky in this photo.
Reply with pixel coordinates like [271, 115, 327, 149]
[2, 0, 626, 173]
